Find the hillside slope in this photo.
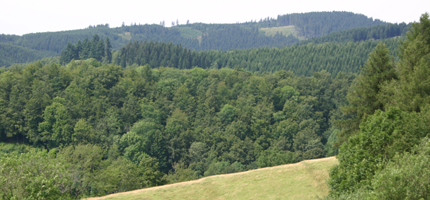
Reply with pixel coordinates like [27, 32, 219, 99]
[1, 11, 392, 66]
[85, 157, 338, 200]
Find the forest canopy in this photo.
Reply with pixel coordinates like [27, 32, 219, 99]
[0, 57, 354, 198]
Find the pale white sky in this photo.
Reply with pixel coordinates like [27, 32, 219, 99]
[1, 0, 428, 35]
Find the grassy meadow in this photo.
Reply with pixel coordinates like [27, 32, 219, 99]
[260, 26, 305, 40]
[85, 157, 338, 200]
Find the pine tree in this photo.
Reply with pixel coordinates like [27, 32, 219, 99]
[104, 37, 112, 63]
[80, 38, 90, 60]
[388, 13, 430, 112]
[89, 34, 100, 60]
[336, 42, 396, 145]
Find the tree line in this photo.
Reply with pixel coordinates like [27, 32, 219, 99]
[60, 34, 112, 64]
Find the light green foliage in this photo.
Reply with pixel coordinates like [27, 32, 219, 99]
[329, 107, 430, 196]
[0, 149, 73, 200]
[260, 25, 301, 39]
[97, 157, 147, 194]
[57, 144, 104, 198]
[326, 138, 430, 200]
[257, 147, 295, 168]
[218, 104, 237, 125]
[370, 137, 430, 199]
[38, 97, 73, 148]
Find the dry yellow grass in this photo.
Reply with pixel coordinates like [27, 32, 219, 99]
[84, 156, 337, 200]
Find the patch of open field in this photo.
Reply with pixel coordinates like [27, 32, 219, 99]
[118, 32, 131, 40]
[260, 26, 305, 40]
[84, 156, 338, 200]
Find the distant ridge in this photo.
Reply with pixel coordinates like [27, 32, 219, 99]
[0, 11, 397, 66]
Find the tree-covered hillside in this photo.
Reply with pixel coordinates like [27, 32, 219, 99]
[300, 22, 410, 44]
[1, 11, 396, 66]
[110, 38, 400, 76]
[0, 43, 57, 66]
[276, 11, 386, 38]
[0, 57, 354, 198]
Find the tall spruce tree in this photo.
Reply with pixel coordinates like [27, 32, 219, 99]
[104, 37, 112, 63]
[336, 42, 397, 145]
[80, 38, 90, 60]
[384, 13, 430, 112]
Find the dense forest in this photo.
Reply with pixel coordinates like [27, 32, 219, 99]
[301, 22, 410, 44]
[1, 11, 397, 66]
[276, 11, 386, 37]
[113, 38, 400, 76]
[0, 43, 57, 66]
[0, 57, 354, 198]
[57, 35, 401, 77]
[1, 10, 429, 199]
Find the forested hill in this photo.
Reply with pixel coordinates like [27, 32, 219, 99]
[274, 11, 386, 38]
[300, 22, 410, 45]
[0, 59, 354, 198]
[110, 38, 400, 76]
[1, 11, 395, 66]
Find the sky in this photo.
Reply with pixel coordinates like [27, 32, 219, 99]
[1, 0, 429, 36]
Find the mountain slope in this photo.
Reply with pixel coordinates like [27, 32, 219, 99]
[0, 11, 394, 66]
[84, 157, 338, 200]
[0, 43, 57, 66]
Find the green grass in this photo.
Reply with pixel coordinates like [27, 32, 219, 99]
[85, 156, 338, 200]
[260, 26, 305, 40]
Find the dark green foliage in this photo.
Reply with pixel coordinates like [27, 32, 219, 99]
[336, 43, 397, 145]
[197, 25, 299, 51]
[60, 34, 111, 64]
[301, 23, 409, 45]
[277, 11, 386, 38]
[116, 39, 400, 77]
[0, 58, 354, 199]
[381, 13, 430, 112]
[257, 147, 295, 168]
[0, 43, 57, 66]
[1, 11, 395, 66]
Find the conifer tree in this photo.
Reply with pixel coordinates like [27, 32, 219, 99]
[337, 42, 396, 145]
[80, 38, 90, 60]
[105, 37, 112, 63]
[385, 13, 430, 112]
